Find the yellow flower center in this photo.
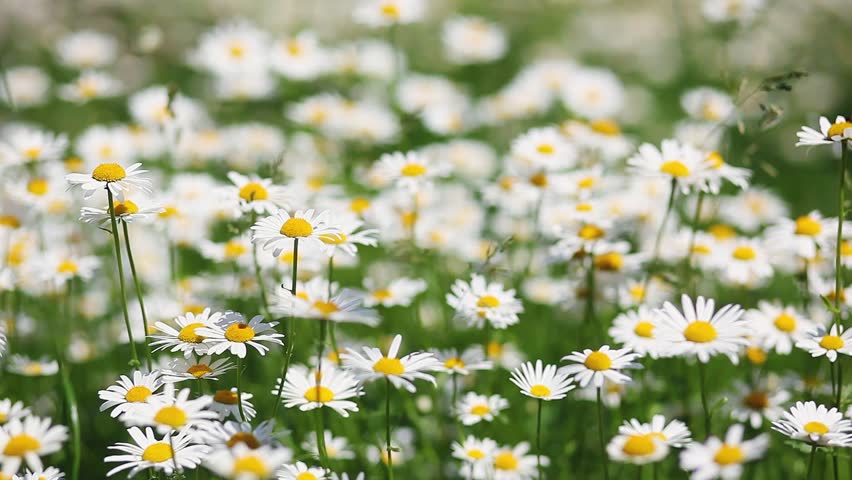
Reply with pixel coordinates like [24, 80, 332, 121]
[536, 143, 555, 155]
[594, 252, 623, 272]
[470, 404, 490, 416]
[312, 301, 340, 315]
[444, 358, 465, 369]
[380, 2, 400, 18]
[819, 335, 844, 350]
[280, 218, 314, 238]
[125, 385, 153, 403]
[214, 390, 239, 405]
[233, 455, 269, 476]
[622, 435, 656, 456]
[350, 197, 371, 214]
[707, 151, 724, 169]
[153, 405, 187, 429]
[529, 384, 552, 397]
[57, 260, 78, 274]
[228, 43, 245, 58]
[827, 121, 852, 138]
[372, 288, 392, 300]
[91, 163, 127, 182]
[0, 413, 6, 423]
[320, 233, 348, 245]
[732, 246, 756, 261]
[224, 241, 247, 258]
[494, 451, 519, 471]
[743, 391, 769, 410]
[23, 147, 42, 160]
[286, 40, 302, 56]
[303, 385, 335, 403]
[713, 444, 744, 466]
[590, 119, 620, 136]
[794, 216, 822, 236]
[486, 341, 503, 358]
[178, 323, 206, 343]
[709, 223, 736, 240]
[227, 432, 261, 449]
[400, 163, 427, 177]
[476, 295, 500, 308]
[579, 224, 605, 240]
[187, 364, 213, 378]
[238, 183, 268, 202]
[113, 200, 139, 216]
[23, 363, 43, 375]
[373, 357, 405, 375]
[0, 215, 21, 229]
[773, 313, 796, 332]
[159, 206, 179, 218]
[634, 321, 655, 338]
[659, 160, 690, 178]
[141, 442, 172, 463]
[499, 176, 515, 190]
[296, 473, 317, 480]
[684, 321, 717, 343]
[529, 172, 548, 187]
[467, 448, 486, 460]
[27, 178, 49, 195]
[629, 285, 646, 302]
[576, 203, 593, 212]
[3, 434, 40, 456]
[224, 323, 256, 343]
[584, 351, 612, 371]
[804, 421, 830, 435]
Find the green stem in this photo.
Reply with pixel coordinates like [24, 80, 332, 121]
[168, 433, 180, 475]
[122, 222, 153, 370]
[536, 398, 543, 480]
[270, 239, 299, 421]
[315, 319, 329, 466]
[837, 362, 843, 409]
[61, 280, 80, 480]
[684, 191, 705, 296]
[584, 253, 600, 342]
[698, 361, 711, 437]
[596, 387, 609, 480]
[806, 444, 816, 480]
[640, 178, 677, 306]
[236, 356, 246, 422]
[106, 190, 140, 368]
[251, 212, 270, 319]
[385, 377, 395, 480]
[835, 141, 847, 330]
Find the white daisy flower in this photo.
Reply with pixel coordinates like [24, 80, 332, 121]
[160, 355, 235, 383]
[98, 370, 165, 419]
[745, 301, 814, 355]
[7, 356, 59, 377]
[681, 87, 735, 123]
[36, 251, 100, 287]
[451, 435, 497, 467]
[607, 432, 668, 465]
[655, 295, 750, 363]
[275, 363, 362, 417]
[317, 214, 378, 257]
[772, 401, 852, 447]
[0, 126, 68, 165]
[188, 20, 270, 75]
[340, 334, 441, 392]
[105, 427, 207, 477]
[442, 16, 507, 64]
[271, 277, 379, 326]
[55, 30, 117, 69]
[727, 380, 790, 429]
[209, 389, 256, 422]
[618, 415, 692, 448]
[765, 212, 835, 259]
[608, 306, 669, 359]
[353, 0, 426, 28]
[446, 274, 524, 330]
[362, 277, 427, 308]
[0, 400, 30, 426]
[480, 442, 546, 480]
[0, 416, 68, 476]
[432, 347, 493, 376]
[204, 443, 292, 480]
[124, 384, 218, 434]
[713, 237, 773, 286]
[0, 66, 50, 108]
[74, 125, 135, 165]
[679, 424, 767, 480]
[269, 31, 330, 80]
[13, 466, 64, 480]
[197, 312, 284, 359]
[196, 419, 276, 450]
[510, 126, 577, 173]
[377, 151, 451, 192]
[509, 360, 575, 401]
[455, 393, 509, 426]
[79, 197, 165, 225]
[302, 430, 355, 461]
[560, 346, 641, 388]
[150, 309, 224, 358]
[251, 209, 341, 258]
[65, 162, 152, 201]
[796, 115, 852, 147]
[560, 67, 625, 120]
[702, 151, 751, 193]
[278, 461, 327, 480]
[795, 324, 852, 362]
[58, 70, 122, 103]
[224, 172, 290, 217]
[627, 139, 713, 193]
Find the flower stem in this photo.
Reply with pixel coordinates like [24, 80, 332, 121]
[698, 361, 711, 437]
[60, 280, 80, 480]
[385, 376, 395, 480]
[835, 141, 847, 330]
[806, 444, 816, 480]
[106, 190, 140, 368]
[271, 238, 299, 421]
[315, 319, 329, 466]
[596, 387, 609, 480]
[584, 253, 599, 342]
[251, 212, 270, 319]
[640, 178, 677, 305]
[236, 356, 246, 422]
[536, 398, 543, 480]
[684, 190, 705, 296]
[122, 222, 153, 370]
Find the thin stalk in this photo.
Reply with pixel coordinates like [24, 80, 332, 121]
[236, 356, 246, 422]
[270, 239, 299, 421]
[106, 190, 140, 368]
[314, 410, 329, 466]
[806, 444, 816, 480]
[385, 377, 395, 480]
[314, 319, 329, 466]
[61, 280, 80, 480]
[596, 387, 609, 480]
[251, 212, 270, 319]
[536, 398, 543, 480]
[168, 433, 180, 475]
[835, 141, 847, 330]
[698, 362, 711, 437]
[640, 178, 677, 306]
[122, 222, 153, 370]
[584, 253, 599, 342]
[837, 363, 843, 409]
[684, 191, 705, 296]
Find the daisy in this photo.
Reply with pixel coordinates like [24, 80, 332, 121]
[208, 389, 256, 422]
[0, 416, 68, 476]
[509, 360, 575, 401]
[655, 295, 750, 363]
[618, 415, 692, 448]
[432, 347, 493, 376]
[510, 126, 577, 173]
[13, 467, 64, 480]
[796, 115, 852, 147]
[765, 212, 835, 259]
[317, 214, 378, 257]
[278, 462, 327, 480]
[727, 380, 790, 429]
[627, 139, 713, 193]
[98, 370, 165, 419]
[196, 420, 275, 450]
[38, 252, 100, 287]
[679, 424, 767, 480]
[795, 324, 852, 362]
[446, 274, 524, 329]
[188, 20, 269, 75]
[0, 400, 30, 426]
[681, 87, 735, 123]
[200, 236, 254, 265]
[560, 66, 625, 120]
[560, 346, 641, 388]
[485, 442, 545, 480]
[772, 401, 852, 447]
[105, 427, 207, 477]
[271, 277, 379, 326]
[608, 306, 668, 358]
[150, 308, 225, 357]
[745, 301, 813, 355]
[456, 393, 509, 426]
[204, 443, 292, 479]
[606, 432, 668, 465]
[0, 126, 68, 165]
[269, 31, 330, 80]
[74, 125, 135, 165]
[276, 363, 362, 417]
[224, 172, 290, 217]
[0, 66, 50, 108]
[65, 162, 152, 201]
[160, 355, 235, 383]
[58, 70, 122, 103]
[442, 16, 507, 64]
[362, 277, 427, 307]
[55, 30, 117, 69]
[79, 197, 165, 225]
[702, 151, 751, 193]
[377, 151, 451, 192]
[302, 430, 355, 461]
[451, 435, 497, 468]
[340, 334, 441, 392]
[7, 356, 58, 377]
[714, 237, 773, 286]
[353, 0, 426, 28]
[251, 209, 341, 258]
[197, 312, 284, 358]
[125, 384, 218, 434]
